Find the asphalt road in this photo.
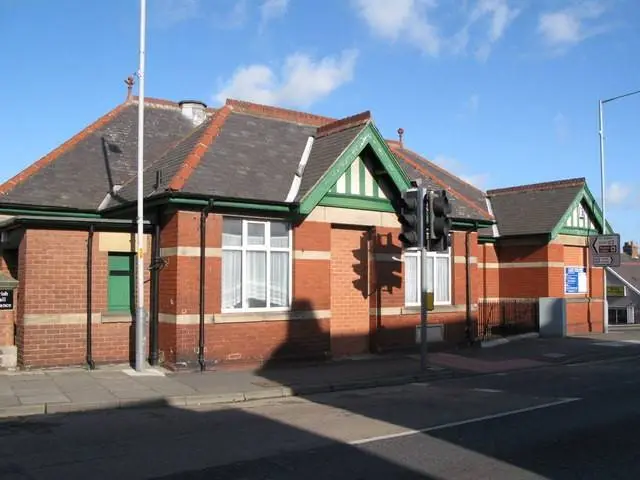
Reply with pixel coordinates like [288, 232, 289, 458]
[2, 356, 640, 479]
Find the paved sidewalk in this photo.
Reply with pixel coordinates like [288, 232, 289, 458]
[0, 354, 456, 419]
[3, 332, 640, 420]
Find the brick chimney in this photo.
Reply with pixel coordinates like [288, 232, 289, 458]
[623, 241, 638, 259]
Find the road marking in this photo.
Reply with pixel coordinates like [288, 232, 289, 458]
[349, 397, 581, 446]
[472, 388, 503, 393]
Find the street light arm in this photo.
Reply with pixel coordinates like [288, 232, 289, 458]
[603, 89, 640, 104]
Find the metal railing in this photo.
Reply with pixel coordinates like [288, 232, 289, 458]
[477, 300, 539, 340]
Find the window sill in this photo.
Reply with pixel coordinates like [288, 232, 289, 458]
[101, 313, 133, 324]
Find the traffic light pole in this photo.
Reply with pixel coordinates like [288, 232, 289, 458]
[420, 189, 430, 372]
[420, 246, 428, 372]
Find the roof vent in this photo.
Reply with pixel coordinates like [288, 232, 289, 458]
[179, 100, 208, 126]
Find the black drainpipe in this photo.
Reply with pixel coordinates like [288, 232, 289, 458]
[465, 222, 478, 345]
[86, 224, 96, 370]
[198, 199, 215, 372]
[149, 215, 161, 366]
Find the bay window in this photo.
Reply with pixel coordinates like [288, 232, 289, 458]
[222, 217, 292, 311]
[404, 248, 451, 306]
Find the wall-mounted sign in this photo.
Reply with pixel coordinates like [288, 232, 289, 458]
[589, 234, 621, 267]
[565, 266, 588, 294]
[607, 285, 626, 297]
[0, 289, 13, 310]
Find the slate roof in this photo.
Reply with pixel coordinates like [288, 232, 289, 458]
[1, 95, 497, 224]
[484, 178, 585, 238]
[0, 99, 196, 210]
[184, 112, 316, 202]
[387, 141, 493, 222]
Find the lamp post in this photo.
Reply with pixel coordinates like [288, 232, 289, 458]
[135, 0, 147, 372]
[598, 89, 640, 334]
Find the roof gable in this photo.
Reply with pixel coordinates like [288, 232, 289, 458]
[550, 181, 613, 238]
[297, 120, 411, 215]
[485, 177, 613, 239]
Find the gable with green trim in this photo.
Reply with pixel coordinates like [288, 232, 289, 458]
[299, 122, 411, 215]
[321, 155, 395, 212]
[551, 184, 614, 238]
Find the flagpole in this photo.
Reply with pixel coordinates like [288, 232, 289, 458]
[135, 0, 147, 372]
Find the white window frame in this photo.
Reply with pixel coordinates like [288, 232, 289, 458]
[404, 247, 452, 307]
[221, 216, 293, 313]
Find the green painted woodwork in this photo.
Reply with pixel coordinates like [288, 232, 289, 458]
[0, 207, 100, 218]
[319, 194, 395, 212]
[550, 184, 614, 240]
[108, 253, 134, 313]
[558, 226, 601, 236]
[298, 123, 412, 215]
[167, 198, 291, 212]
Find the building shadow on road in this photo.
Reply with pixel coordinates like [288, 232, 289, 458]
[0, 398, 436, 479]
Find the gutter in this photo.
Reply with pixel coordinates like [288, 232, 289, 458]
[198, 199, 215, 371]
[86, 225, 96, 370]
[0, 205, 100, 219]
[149, 212, 162, 366]
[465, 221, 478, 344]
[102, 191, 296, 216]
[0, 216, 152, 233]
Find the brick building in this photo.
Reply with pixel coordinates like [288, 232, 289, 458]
[0, 95, 609, 369]
[479, 178, 610, 336]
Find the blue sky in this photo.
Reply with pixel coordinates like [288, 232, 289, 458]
[1, 0, 639, 241]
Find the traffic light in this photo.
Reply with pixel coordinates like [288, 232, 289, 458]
[398, 188, 425, 249]
[428, 189, 452, 252]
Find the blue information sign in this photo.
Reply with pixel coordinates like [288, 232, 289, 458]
[565, 266, 587, 294]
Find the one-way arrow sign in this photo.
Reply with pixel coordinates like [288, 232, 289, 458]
[589, 234, 621, 268]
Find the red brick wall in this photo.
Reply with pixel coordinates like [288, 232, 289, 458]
[158, 213, 333, 365]
[16, 229, 151, 368]
[171, 320, 330, 365]
[488, 238, 604, 334]
[293, 221, 331, 311]
[0, 310, 13, 346]
[330, 226, 371, 356]
[478, 243, 499, 298]
[157, 212, 480, 366]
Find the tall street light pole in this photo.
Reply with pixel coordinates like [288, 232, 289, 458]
[135, 0, 147, 372]
[598, 88, 640, 334]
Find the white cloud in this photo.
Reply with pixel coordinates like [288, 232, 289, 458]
[260, 0, 289, 24]
[461, 0, 521, 61]
[538, 1, 608, 51]
[433, 154, 490, 189]
[608, 182, 631, 206]
[214, 49, 359, 108]
[352, 0, 441, 56]
[352, 0, 520, 60]
[150, 0, 200, 27]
